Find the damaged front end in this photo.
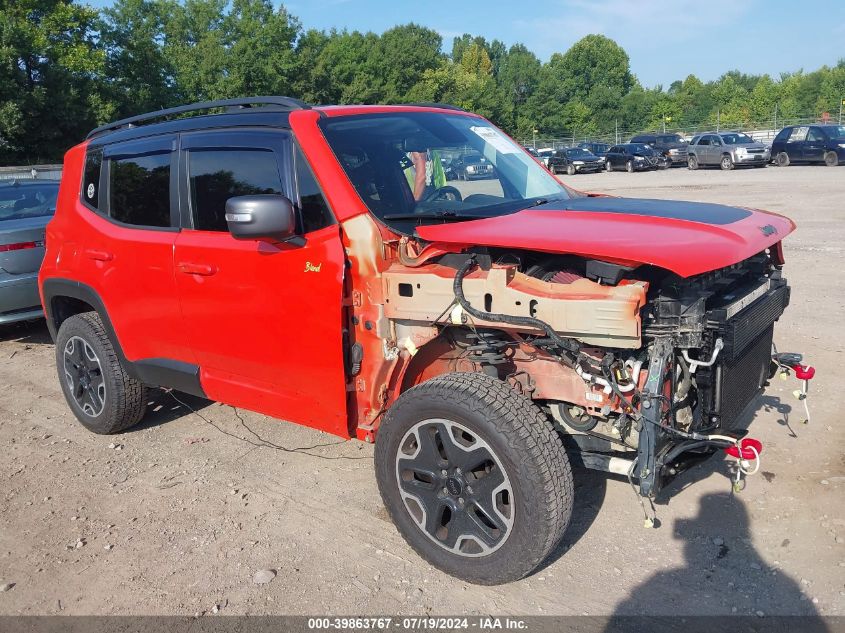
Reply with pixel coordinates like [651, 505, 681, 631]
[381, 241, 811, 507]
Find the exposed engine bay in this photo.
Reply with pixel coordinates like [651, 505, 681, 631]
[382, 244, 798, 502]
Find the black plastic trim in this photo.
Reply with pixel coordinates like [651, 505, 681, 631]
[41, 278, 207, 397]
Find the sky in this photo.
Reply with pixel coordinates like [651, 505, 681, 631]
[86, 0, 845, 88]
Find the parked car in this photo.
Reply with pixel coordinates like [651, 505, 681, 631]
[452, 152, 495, 180]
[604, 143, 660, 172]
[577, 142, 610, 158]
[0, 180, 59, 325]
[548, 147, 604, 175]
[770, 124, 845, 167]
[687, 132, 770, 170]
[629, 133, 688, 166]
[40, 97, 801, 585]
[536, 148, 554, 167]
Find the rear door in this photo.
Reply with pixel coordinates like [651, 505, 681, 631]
[785, 126, 808, 161]
[173, 128, 349, 435]
[804, 127, 826, 162]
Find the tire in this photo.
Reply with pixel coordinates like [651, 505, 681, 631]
[566, 164, 575, 176]
[605, 160, 613, 172]
[374, 372, 573, 585]
[549, 163, 556, 175]
[720, 154, 734, 170]
[687, 155, 698, 170]
[56, 312, 148, 435]
[824, 151, 839, 167]
[626, 160, 634, 173]
[776, 152, 790, 167]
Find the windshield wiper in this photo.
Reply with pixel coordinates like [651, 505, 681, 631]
[382, 211, 483, 221]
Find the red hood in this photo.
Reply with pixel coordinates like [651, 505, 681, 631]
[416, 197, 795, 278]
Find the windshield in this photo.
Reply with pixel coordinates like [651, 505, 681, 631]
[0, 183, 58, 220]
[565, 149, 594, 158]
[320, 113, 569, 228]
[629, 144, 655, 155]
[825, 125, 845, 139]
[656, 134, 684, 144]
[720, 132, 755, 145]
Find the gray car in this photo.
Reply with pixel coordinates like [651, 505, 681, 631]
[0, 180, 59, 325]
[687, 131, 770, 170]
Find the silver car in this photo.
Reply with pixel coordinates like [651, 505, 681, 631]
[687, 131, 770, 170]
[0, 180, 59, 325]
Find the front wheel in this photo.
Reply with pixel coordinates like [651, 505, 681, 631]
[688, 155, 698, 170]
[56, 312, 148, 434]
[824, 151, 839, 167]
[626, 160, 634, 173]
[720, 154, 734, 170]
[374, 373, 573, 585]
[776, 152, 790, 167]
[605, 160, 613, 172]
[566, 164, 576, 176]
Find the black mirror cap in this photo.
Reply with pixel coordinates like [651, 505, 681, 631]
[225, 195, 296, 241]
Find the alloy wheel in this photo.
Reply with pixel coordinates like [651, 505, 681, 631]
[63, 336, 106, 417]
[395, 418, 514, 557]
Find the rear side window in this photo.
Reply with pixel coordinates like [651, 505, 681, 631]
[188, 149, 284, 232]
[82, 147, 103, 210]
[788, 127, 808, 142]
[294, 146, 335, 234]
[110, 153, 172, 227]
[807, 127, 825, 142]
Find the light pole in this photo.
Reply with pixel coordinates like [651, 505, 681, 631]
[532, 128, 538, 149]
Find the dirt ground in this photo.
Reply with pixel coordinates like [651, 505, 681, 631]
[0, 165, 843, 618]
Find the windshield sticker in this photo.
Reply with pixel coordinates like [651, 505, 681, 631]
[470, 126, 518, 154]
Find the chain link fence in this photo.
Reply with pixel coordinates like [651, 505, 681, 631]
[520, 112, 843, 150]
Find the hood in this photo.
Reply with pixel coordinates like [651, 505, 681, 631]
[734, 142, 768, 150]
[661, 141, 688, 150]
[416, 197, 795, 278]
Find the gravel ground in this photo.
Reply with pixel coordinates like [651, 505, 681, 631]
[0, 164, 843, 617]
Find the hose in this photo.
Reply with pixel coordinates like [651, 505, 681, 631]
[452, 256, 581, 366]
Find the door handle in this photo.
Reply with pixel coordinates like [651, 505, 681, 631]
[178, 262, 217, 276]
[84, 249, 113, 262]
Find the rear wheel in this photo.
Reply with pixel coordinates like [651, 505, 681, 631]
[688, 155, 698, 170]
[720, 154, 734, 170]
[374, 372, 573, 585]
[776, 152, 790, 167]
[824, 151, 839, 167]
[566, 164, 575, 176]
[56, 312, 148, 434]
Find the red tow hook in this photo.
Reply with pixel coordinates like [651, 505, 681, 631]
[724, 438, 763, 493]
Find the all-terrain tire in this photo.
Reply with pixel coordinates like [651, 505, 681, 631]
[56, 312, 148, 434]
[374, 372, 573, 585]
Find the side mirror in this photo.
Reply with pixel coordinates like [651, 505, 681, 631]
[225, 195, 296, 241]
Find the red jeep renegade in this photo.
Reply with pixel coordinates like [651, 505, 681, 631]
[40, 97, 804, 584]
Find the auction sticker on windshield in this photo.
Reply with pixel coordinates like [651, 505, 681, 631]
[470, 126, 518, 154]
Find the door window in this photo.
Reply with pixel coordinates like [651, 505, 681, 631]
[807, 128, 825, 142]
[697, 136, 711, 146]
[109, 152, 172, 227]
[294, 146, 335, 234]
[188, 149, 284, 232]
[788, 127, 808, 142]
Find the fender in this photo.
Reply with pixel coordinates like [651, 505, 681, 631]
[40, 278, 206, 398]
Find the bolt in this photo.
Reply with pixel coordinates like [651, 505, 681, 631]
[642, 400, 652, 409]
[466, 486, 473, 494]
[458, 498, 465, 506]
[441, 470, 448, 477]
[442, 488, 448, 495]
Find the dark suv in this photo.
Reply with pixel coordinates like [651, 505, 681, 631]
[629, 133, 688, 166]
[770, 124, 845, 167]
[39, 97, 804, 585]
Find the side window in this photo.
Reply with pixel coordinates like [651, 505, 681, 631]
[774, 128, 791, 143]
[788, 127, 808, 142]
[109, 152, 172, 227]
[294, 146, 335, 234]
[82, 147, 103, 211]
[807, 128, 825, 142]
[698, 136, 710, 146]
[188, 149, 284, 232]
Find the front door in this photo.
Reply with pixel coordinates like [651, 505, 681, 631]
[804, 127, 826, 162]
[173, 129, 349, 436]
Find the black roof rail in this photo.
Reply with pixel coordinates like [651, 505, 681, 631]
[86, 96, 312, 140]
[404, 102, 466, 112]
